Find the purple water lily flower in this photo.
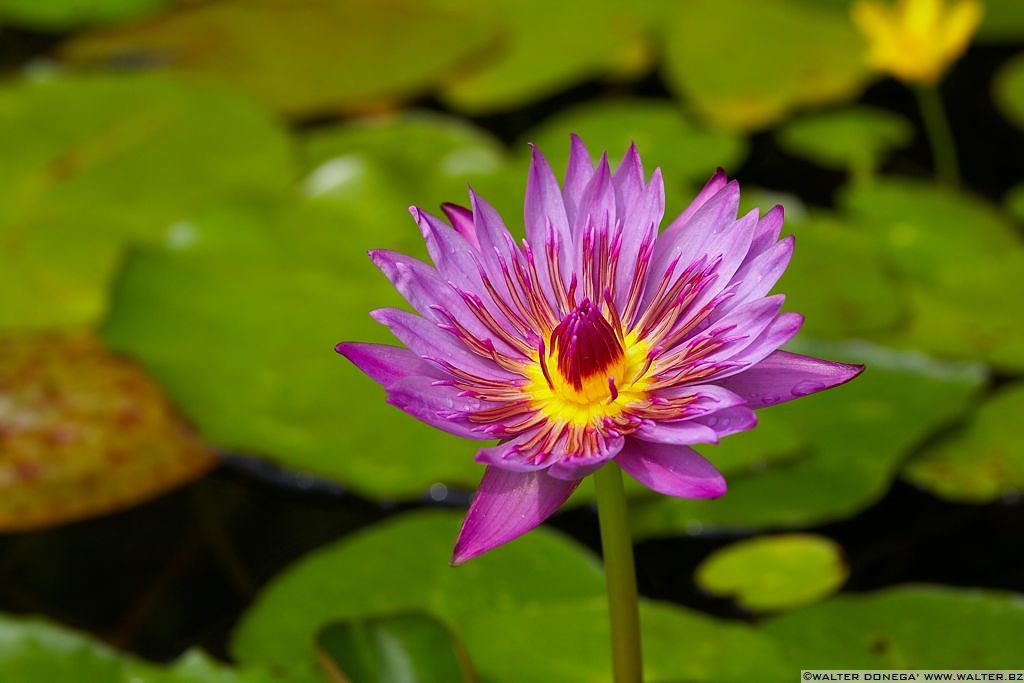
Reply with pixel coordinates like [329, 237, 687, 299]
[337, 137, 863, 564]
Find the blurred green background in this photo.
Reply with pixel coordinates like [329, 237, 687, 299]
[1, 0, 1023, 681]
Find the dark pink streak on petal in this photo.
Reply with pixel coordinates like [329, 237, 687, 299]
[616, 440, 726, 499]
[716, 350, 865, 408]
[451, 467, 580, 565]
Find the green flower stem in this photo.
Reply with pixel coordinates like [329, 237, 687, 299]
[593, 463, 643, 683]
[915, 84, 960, 186]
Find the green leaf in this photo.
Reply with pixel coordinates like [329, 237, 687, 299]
[463, 598, 790, 683]
[520, 99, 748, 215]
[995, 52, 1024, 131]
[978, 0, 1024, 43]
[0, 73, 292, 331]
[776, 106, 913, 174]
[438, 0, 656, 113]
[233, 510, 791, 683]
[778, 212, 905, 339]
[842, 179, 1024, 371]
[61, 0, 495, 117]
[101, 199, 485, 498]
[762, 586, 1024, 669]
[903, 383, 1024, 503]
[631, 342, 985, 536]
[695, 534, 848, 613]
[232, 511, 605, 678]
[0, 615, 303, 683]
[1006, 183, 1024, 224]
[316, 613, 476, 683]
[299, 112, 511, 223]
[0, 0, 168, 31]
[663, 0, 871, 130]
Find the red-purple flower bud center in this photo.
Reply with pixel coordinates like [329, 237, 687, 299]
[549, 299, 624, 390]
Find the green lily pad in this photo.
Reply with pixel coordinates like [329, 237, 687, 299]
[0, 615, 303, 683]
[61, 0, 495, 117]
[102, 198, 486, 498]
[978, 0, 1024, 42]
[663, 0, 871, 130]
[842, 179, 1024, 370]
[776, 107, 913, 175]
[300, 112, 511, 221]
[438, 0, 654, 113]
[903, 383, 1024, 503]
[779, 212, 905, 339]
[0, 72, 292, 331]
[1006, 183, 1024, 223]
[520, 99, 748, 215]
[316, 613, 476, 683]
[695, 534, 848, 613]
[631, 341, 985, 536]
[995, 52, 1024, 130]
[0, 0, 167, 30]
[762, 586, 1024, 669]
[464, 598, 790, 683]
[233, 510, 791, 683]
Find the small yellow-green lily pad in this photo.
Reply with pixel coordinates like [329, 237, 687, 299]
[696, 534, 848, 613]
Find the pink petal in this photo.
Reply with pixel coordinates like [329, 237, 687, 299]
[385, 376, 488, 440]
[563, 134, 595, 226]
[546, 434, 625, 480]
[716, 350, 865, 408]
[451, 467, 580, 564]
[616, 439, 726, 499]
[525, 144, 574, 295]
[664, 168, 729, 234]
[441, 202, 480, 251]
[694, 406, 757, 439]
[635, 420, 720, 446]
[370, 308, 520, 382]
[335, 342, 441, 387]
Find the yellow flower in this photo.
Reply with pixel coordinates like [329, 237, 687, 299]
[852, 0, 983, 84]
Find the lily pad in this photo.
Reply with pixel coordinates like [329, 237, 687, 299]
[778, 212, 905, 339]
[1006, 183, 1024, 223]
[0, 615, 303, 682]
[300, 112, 511, 222]
[978, 0, 1024, 42]
[0, 332, 215, 532]
[0, 72, 292, 331]
[101, 199, 484, 498]
[695, 534, 848, 613]
[903, 384, 1024, 503]
[842, 179, 1024, 370]
[762, 586, 1024, 669]
[316, 613, 476, 683]
[630, 341, 986, 536]
[61, 0, 495, 117]
[663, 0, 871, 130]
[776, 107, 913, 175]
[0, 0, 167, 30]
[995, 52, 1024, 131]
[233, 510, 791, 683]
[521, 99, 748, 214]
[439, 0, 654, 113]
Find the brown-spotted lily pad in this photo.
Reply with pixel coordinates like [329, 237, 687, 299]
[0, 333, 215, 532]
